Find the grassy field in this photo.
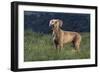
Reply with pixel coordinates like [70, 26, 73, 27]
[24, 30, 90, 62]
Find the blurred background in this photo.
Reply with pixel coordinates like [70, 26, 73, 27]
[24, 11, 90, 33]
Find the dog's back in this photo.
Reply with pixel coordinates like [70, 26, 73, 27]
[63, 31, 81, 44]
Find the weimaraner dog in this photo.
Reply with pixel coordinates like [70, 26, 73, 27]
[49, 19, 81, 52]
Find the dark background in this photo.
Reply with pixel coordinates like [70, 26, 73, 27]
[24, 11, 90, 33]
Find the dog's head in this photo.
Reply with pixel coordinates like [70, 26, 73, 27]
[49, 19, 63, 30]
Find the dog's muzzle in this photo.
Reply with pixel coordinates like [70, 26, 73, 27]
[49, 24, 54, 30]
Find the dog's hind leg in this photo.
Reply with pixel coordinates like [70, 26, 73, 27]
[54, 40, 59, 49]
[75, 43, 80, 52]
[74, 39, 81, 52]
[74, 34, 81, 52]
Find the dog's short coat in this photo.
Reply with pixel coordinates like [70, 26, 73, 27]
[49, 19, 81, 52]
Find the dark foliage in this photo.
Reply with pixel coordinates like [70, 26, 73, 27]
[24, 11, 90, 33]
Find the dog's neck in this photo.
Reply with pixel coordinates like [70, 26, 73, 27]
[53, 28, 62, 38]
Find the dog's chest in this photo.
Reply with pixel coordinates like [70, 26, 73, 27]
[52, 31, 60, 41]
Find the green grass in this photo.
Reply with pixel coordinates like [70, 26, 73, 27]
[24, 30, 90, 62]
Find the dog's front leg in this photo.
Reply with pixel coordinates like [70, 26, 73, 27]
[54, 40, 59, 49]
[59, 34, 64, 51]
[59, 42, 63, 51]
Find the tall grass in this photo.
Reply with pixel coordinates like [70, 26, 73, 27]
[24, 30, 90, 62]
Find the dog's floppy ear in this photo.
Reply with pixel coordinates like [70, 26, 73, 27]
[58, 19, 63, 27]
[49, 20, 52, 26]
